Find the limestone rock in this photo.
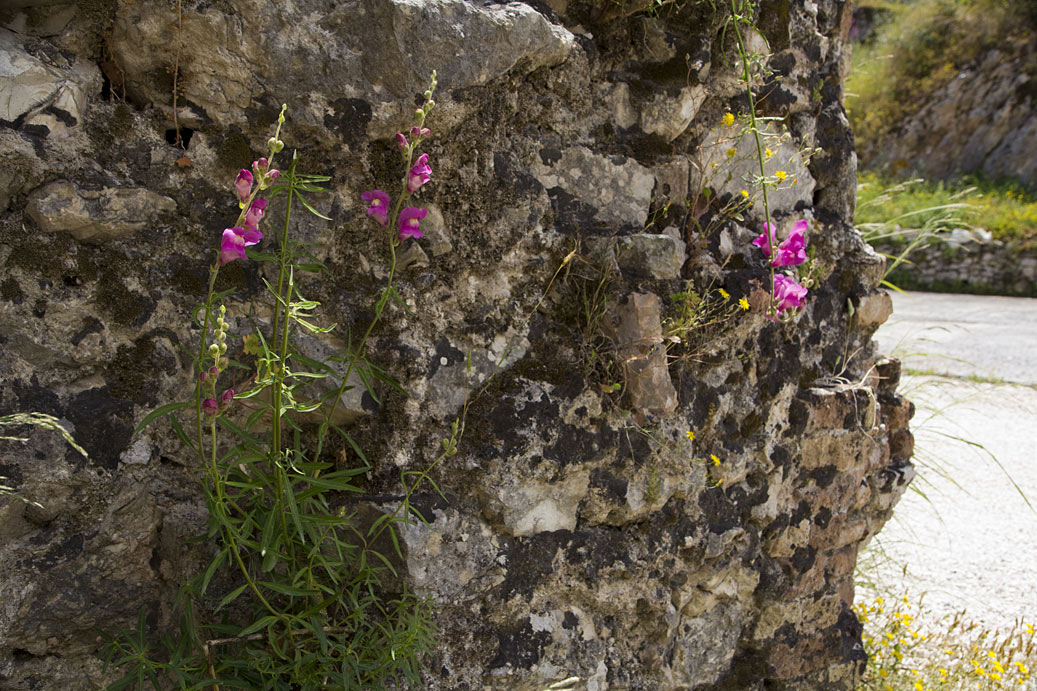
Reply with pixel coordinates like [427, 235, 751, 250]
[26, 181, 177, 244]
[640, 85, 707, 142]
[614, 233, 686, 280]
[532, 146, 654, 233]
[0, 28, 97, 133]
[603, 292, 677, 418]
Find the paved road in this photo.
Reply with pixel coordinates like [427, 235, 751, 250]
[870, 292, 1037, 630]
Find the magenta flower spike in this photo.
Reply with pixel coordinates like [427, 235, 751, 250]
[202, 398, 219, 416]
[362, 190, 390, 227]
[752, 221, 777, 258]
[773, 273, 808, 313]
[398, 207, 427, 240]
[234, 169, 253, 204]
[773, 219, 808, 267]
[406, 153, 431, 195]
[219, 226, 263, 266]
[245, 198, 267, 233]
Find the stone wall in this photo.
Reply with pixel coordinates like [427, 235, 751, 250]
[874, 231, 1037, 297]
[0, 0, 913, 688]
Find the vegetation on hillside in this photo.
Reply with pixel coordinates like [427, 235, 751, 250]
[846, 0, 1037, 160]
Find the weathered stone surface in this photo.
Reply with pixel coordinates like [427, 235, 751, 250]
[853, 290, 893, 332]
[532, 146, 654, 233]
[26, 181, 177, 244]
[641, 84, 707, 142]
[615, 232, 686, 280]
[0, 28, 97, 133]
[0, 0, 913, 688]
[603, 292, 677, 419]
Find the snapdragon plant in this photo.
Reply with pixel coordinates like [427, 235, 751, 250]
[104, 74, 443, 690]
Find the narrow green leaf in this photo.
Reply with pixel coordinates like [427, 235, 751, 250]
[199, 548, 227, 596]
[296, 192, 332, 220]
[237, 615, 280, 638]
[215, 583, 248, 611]
[133, 401, 191, 436]
[257, 581, 312, 597]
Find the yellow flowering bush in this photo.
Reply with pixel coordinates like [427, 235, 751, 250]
[857, 589, 1036, 690]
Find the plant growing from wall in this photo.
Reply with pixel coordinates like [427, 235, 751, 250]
[102, 75, 446, 689]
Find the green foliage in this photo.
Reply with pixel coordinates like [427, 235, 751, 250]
[857, 172, 1037, 252]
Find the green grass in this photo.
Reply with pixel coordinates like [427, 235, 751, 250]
[856, 172, 1037, 247]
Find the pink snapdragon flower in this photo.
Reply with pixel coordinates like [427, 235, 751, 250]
[772, 219, 808, 267]
[773, 273, 808, 313]
[219, 226, 263, 266]
[406, 153, 431, 194]
[396, 133, 409, 150]
[245, 198, 266, 233]
[234, 169, 253, 205]
[398, 207, 427, 240]
[252, 158, 269, 177]
[362, 190, 390, 226]
[202, 398, 219, 416]
[752, 222, 778, 258]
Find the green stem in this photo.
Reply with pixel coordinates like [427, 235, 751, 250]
[729, 0, 777, 304]
[194, 261, 221, 463]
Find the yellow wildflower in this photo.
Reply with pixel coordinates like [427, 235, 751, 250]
[685, 430, 695, 442]
[726, 147, 737, 158]
[774, 170, 787, 182]
[722, 112, 735, 126]
[740, 189, 749, 198]
[718, 288, 730, 300]
[710, 454, 720, 466]
[913, 682, 923, 691]
[764, 147, 773, 159]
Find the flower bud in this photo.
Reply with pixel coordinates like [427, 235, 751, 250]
[208, 365, 219, 376]
[410, 125, 421, 137]
[219, 357, 229, 370]
[420, 127, 431, 137]
[202, 398, 219, 416]
[218, 342, 227, 354]
[209, 344, 220, 357]
[395, 133, 408, 149]
[220, 388, 235, 405]
[415, 108, 424, 117]
[199, 370, 208, 383]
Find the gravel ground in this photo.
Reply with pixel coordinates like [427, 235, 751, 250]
[871, 292, 1037, 632]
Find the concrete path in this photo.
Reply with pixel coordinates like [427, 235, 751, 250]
[870, 292, 1037, 630]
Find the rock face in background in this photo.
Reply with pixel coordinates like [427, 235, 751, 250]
[0, 0, 913, 688]
[860, 40, 1037, 188]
